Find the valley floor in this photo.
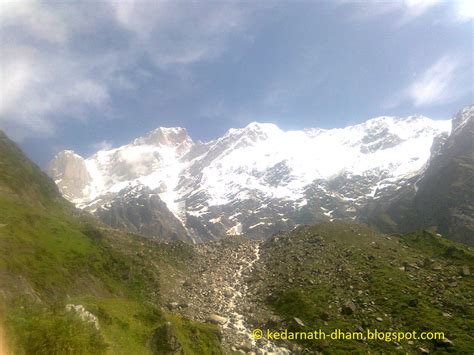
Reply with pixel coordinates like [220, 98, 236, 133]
[161, 238, 292, 353]
[159, 224, 474, 354]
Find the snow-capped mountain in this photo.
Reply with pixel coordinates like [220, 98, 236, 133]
[47, 114, 452, 242]
[363, 105, 474, 245]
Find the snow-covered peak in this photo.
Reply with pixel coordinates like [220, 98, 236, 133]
[54, 150, 85, 161]
[347, 115, 450, 140]
[56, 126, 195, 217]
[223, 122, 281, 140]
[49, 113, 453, 237]
[133, 126, 193, 150]
[214, 122, 283, 153]
[196, 115, 451, 207]
[244, 121, 280, 133]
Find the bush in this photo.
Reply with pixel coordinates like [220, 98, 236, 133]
[81, 224, 104, 240]
[6, 303, 108, 354]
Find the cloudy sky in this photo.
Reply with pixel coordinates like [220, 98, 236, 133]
[0, 0, 472, 166]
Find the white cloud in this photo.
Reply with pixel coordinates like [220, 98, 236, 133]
[385, 55, 469, 108]
[407, 56, 460, 106]
[338, 0, 472, 23]
[90, 140, 113, 151]
[0, 0, 257, 140]
[455, 0, 474, 22]
[336, 0, 439, 21]
[0, 45, 110, 137]
[108, 0, 253, 66]
[0, 0, 69, 43]
[403, 0, 443, 18]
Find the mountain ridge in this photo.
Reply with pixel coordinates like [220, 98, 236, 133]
[47, 112, 456, 242]
[363, 105, 474, 245]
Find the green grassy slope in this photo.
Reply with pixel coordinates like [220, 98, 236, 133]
[0, 131, 222, 354]
[256, 222, 474, 353]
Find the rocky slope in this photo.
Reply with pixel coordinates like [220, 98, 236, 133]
[363, 105, 474, 245]
[156, 222, 473, 353]
[158, 237, 292, 353]
[94, 184, 193, 243]
[250, 223, 474, 352]
[47, 113, 452, 242]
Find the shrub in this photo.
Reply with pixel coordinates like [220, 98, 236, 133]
[6, 303, 108, 354]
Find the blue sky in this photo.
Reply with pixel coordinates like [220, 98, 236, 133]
[0, 0, 472, 166]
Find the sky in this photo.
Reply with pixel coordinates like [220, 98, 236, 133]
[0, 0, 472, 167]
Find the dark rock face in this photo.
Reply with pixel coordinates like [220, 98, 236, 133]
[363, 106, 474, 245]
[149, 322, 183, 354]
[46, 150, 91, 201]
[95, 185, 193, 243]
[360, 128, 403, 153]
[414, 106, 474, 244]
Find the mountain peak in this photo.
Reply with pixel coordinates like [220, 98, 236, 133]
[55, 150, 84, 160]
[357, 114, 451, 141]
[452, 105, 473, 134]
[150, 126, 188, 135]
[363, 114, 430, 127]
[244, 121, 278, 130]
[46, 150, 91, 201]
[244, 121, 282, 136]
[134, 126, 193, 148]
[223, 122, 282, 143]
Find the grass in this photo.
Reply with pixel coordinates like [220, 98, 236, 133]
[155, 314, 222, 355]
[0, 196, 223, 353]
[6, 301, 108, 355]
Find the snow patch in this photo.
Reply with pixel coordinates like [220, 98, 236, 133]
[227, 222, 243, 235]
[248, 222, 266, 229]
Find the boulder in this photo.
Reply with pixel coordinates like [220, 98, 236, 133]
[167, 302, 179, 310]
[238, 341, 253, 352]
[149, 322, 183, 354]
[293, 317, 305, 327]
[207, 314, 228, 325]
[341, 301, 356, 315]
[320, 311, 330, 321]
